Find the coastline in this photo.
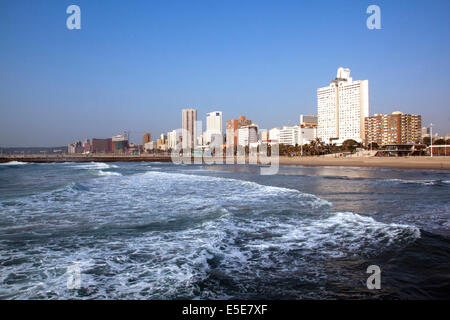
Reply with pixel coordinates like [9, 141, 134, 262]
[1, 154, 450, 170]
[278, 155, 450, 170]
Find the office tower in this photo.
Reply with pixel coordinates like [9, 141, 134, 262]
[238, 124, 258, 146]
[142, 132, 151, 146]
[205, 111, 223, 144]
[226, 116, 252, 147]
[182, 109, 197, 149]
[317, 67, 369, 144]
[365, 111, 422, 145]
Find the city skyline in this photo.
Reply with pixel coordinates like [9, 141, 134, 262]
[1, 0, 450, 147]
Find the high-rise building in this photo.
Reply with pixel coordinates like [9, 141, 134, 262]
[317, 67, 369, 144]
[204, 111, 223, 144]
[365, 111, 422, 145]
[142, 132, 151, 146]
[238, 124, 258, 147]
[182, 109, 197, 149]
[226, 116, 252, 148]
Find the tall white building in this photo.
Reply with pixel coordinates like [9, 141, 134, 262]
[279, 126, 300, 146]
[279, 125, 317, 146]
[167, 129, 182, 149]
[238, 124, 258, 146]
[269, 128, 280, 144]
[204, 111, 223, 144]
[317, 68, 369, 144]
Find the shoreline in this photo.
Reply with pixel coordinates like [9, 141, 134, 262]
[278, 156, 450, 170]
[1, 154, 450, 170]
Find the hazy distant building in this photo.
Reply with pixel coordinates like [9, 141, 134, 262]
[142, 132, 151, 147]
[112, 134, 129, 154]
[204, 111, 223, 144]
[317, 67, 369, 144]
[68, 141, 83, 154]
[82, 139, 91, 153]
[365, 111, 422, 145]
[144, 141, 157, 152]
[168, 129, 182, 149]
[157, 133, 168, 151]
[226, 116, 252, 148]
[182, 109, 197, 149]
[421, 127, 430, 140]
[91, 138, 112, 153]
[260, 130, 269, 142]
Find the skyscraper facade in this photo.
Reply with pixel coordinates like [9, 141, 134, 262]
[205, 111, 223, 144]
[317, 68, 369, 144]
[182, 109, 197, 149]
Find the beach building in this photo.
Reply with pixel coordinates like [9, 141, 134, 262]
[317, 67, 369, 144]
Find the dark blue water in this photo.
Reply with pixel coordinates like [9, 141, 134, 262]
[0, 161, 449, 299]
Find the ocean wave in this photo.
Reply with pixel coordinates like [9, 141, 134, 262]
[0, 165, 433, 299]
[385, 178, 447, 186]
[96, 170, 122, 177]
[71, 162, 118, 170]
[0, 161, 28, 166]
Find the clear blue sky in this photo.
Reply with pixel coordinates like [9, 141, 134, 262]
[0, 0, 449, 147]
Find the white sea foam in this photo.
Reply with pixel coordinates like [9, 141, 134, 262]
[96, 170, 122, 177]
[0, 166, 427, 299]
[0, 161, 28, 166]
[71, 162, 118, 170]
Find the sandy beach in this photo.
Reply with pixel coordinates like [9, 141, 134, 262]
[278, 156, 450, 170]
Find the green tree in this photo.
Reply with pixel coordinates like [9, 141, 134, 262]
[342, 139, 359, 152]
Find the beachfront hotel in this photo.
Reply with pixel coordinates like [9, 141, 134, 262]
[317, 68, 369, 144]
[182, 109, 197, 149]
[365, 111, 422, 146]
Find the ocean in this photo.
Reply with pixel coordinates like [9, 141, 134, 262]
[0, 161, 449, 299]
